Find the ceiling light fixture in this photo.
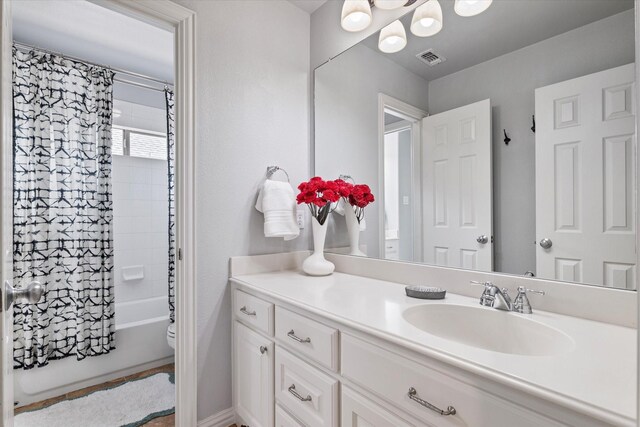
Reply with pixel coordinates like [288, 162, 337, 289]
[373, 0, 407, 10]
[410, 0, 443, 37]
[341, 0, 373, 32]
[378, 20, 407, 53]
[454, 0, 492, 17]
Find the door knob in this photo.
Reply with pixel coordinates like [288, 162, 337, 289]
[4, 280, 44, 311]
[476, 235, 489, 244]
[539, 238, 552, 249]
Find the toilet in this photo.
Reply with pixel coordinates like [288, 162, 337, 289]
[167, 323, 175, 349]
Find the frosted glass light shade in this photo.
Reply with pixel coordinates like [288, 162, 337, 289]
[454, 0, 492, 17]
[379, 20, 407, 53]
[341, 0, 373, 32]
[410, 0, 443, 37]
[374, 0, 407, 10]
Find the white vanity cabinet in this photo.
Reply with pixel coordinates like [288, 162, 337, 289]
[232, 283, 621, 427]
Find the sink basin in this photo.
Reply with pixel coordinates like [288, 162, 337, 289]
[402, 304, 574, 356]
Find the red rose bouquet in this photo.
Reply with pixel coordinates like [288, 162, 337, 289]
[335, 179, 374, 223]
[296, 177, 341, 225]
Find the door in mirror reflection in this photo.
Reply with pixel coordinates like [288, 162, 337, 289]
[536, 63, 636, 289]
[422, 99, 493, 271]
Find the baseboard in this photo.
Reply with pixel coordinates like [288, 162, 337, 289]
[197, 407, 235, 427]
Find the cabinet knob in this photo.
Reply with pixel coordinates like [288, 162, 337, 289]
[259, 345, 267, 354]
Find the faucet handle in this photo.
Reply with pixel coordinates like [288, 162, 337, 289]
[518, 286, 545, 295]
[469, 280, 493, 289]
[513, 286, 545, 314]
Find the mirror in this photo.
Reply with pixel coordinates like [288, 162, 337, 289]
[314, 0, 637, 290]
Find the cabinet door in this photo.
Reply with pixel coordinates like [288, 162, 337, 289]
[342, 386, 416, 427]
[234, 321, 274, 427]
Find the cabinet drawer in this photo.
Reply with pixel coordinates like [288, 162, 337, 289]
[341, 333, 563, 427]
[275, 347, 339, 427]
[342, 386, 415, 427]
[276, 404, 304, 427]
[275, 307, 339, 371]
[234, 289, 274, 335]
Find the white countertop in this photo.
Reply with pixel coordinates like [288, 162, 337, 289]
[232, 270, 637, 426]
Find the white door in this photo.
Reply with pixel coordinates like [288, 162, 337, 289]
[422, 99, 492, 271]
[0, 2, 13, 425]
[234, 321, 274, 427]
[535, 64, 636, 288]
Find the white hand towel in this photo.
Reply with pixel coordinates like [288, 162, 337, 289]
[255, 180, 300, 241]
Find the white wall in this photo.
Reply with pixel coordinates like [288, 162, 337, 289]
[427, 9, 635, 275]
[172, 0, 311, 421]
[114, 99, 166, 133]
[315, 43, 429, 257]
[114, 81, 167, 110]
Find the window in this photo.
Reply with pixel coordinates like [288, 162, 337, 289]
[111, 126, 167, 160]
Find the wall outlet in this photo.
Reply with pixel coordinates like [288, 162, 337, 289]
[402, 196, 410, 205]
[296, 207, 305, 229]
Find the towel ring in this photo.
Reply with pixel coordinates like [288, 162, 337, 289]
[266, 166, 290, 182]
[339, 174, 355, 183]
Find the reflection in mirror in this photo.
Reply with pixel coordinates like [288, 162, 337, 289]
[315, 0, 636, 289]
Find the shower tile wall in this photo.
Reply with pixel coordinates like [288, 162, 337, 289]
[112, 156, 169, 303]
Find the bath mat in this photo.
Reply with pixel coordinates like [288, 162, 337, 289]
[15, 372, 175, 427]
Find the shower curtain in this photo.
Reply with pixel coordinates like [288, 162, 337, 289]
[12, 47, 115, 369]
[165, 89, 176, 323]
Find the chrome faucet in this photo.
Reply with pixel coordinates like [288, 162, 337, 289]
[470, 281, 513, 311]
[470, 281, 545, 313]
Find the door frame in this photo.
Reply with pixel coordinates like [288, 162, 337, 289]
[635, 5, 640, 422]
[377, 94, 427, 261]
[0, 2, 13, 424]
[0, 1, 198, 425]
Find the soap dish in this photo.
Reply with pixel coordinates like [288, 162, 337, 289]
[405, 285, 446, 300]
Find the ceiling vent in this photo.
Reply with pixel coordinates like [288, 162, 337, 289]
[417, 49, 446, 66]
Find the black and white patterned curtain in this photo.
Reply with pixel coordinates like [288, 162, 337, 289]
[165, 89, 176, 323]
[12, 47, 115, 369]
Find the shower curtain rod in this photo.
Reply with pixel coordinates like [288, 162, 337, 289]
[13, 41, 174, 90]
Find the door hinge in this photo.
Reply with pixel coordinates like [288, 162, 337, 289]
[178, 248, 183, 261]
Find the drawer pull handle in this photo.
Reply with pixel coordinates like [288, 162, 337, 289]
[240, 306, 256, 316]
[287, 330, 311, 344]
[408, 387, 456, 416]
[288, 384, 312, 402]
[259, 346, 267, 354]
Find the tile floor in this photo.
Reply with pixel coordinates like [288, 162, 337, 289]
[15, 363, 175, 426]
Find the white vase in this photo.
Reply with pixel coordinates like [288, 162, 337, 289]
[344, 205, 366, 256]
[302, 217, 335, 276]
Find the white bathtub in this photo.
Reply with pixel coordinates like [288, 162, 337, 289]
[14, 296, 174, 406]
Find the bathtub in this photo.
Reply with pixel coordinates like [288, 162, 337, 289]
[14, 296, 174, 406]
